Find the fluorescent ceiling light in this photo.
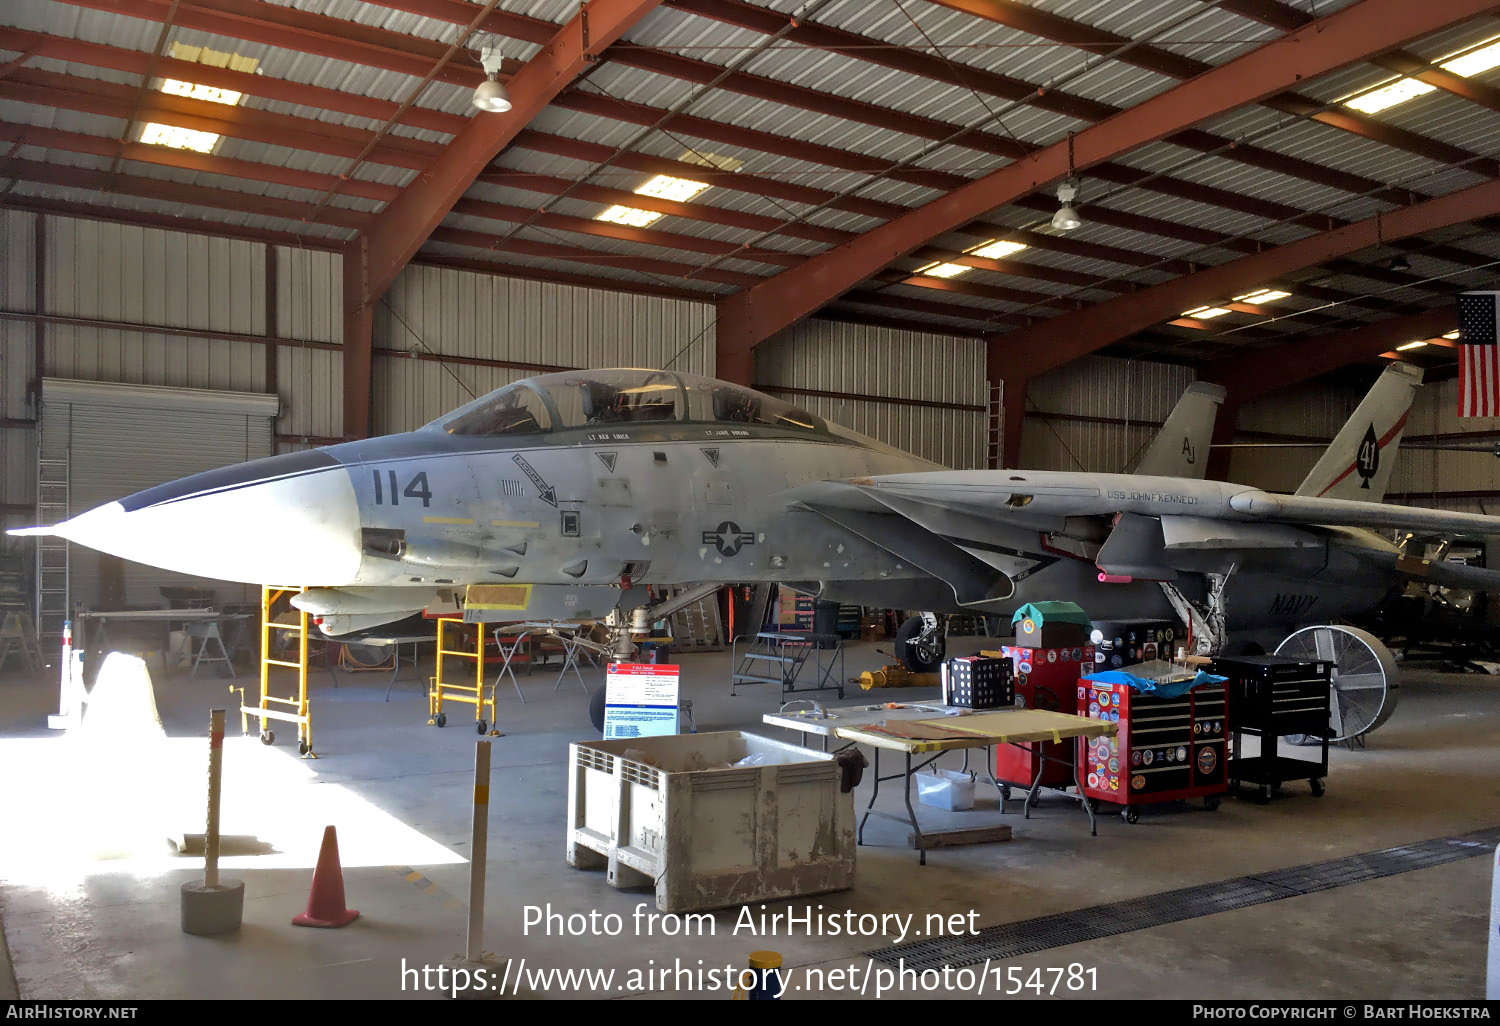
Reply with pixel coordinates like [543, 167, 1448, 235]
[1441, 38, 1500, 78]
[1343, 37, 1500, 116]
[595, 205, 663, 228]
[1443, 330, 1461, 339]
[160, 79, 242, 105]
[634, 174, 709, 203]
[917, 262, 970, 279]
[1345, 77, 1436, 114]
[1233, 288, 1292, 304]
[1181, 306, 1231, 319]
[140, 123, 220, 153]
[1396, 341, 1429, 351]
[968, 239, 1028, 259]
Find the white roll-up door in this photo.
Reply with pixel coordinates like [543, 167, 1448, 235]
[40, 378, 278, 610]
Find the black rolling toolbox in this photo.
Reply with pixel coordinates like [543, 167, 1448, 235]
[1211, 654, 1331, 802]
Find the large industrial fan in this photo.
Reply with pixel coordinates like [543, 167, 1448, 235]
[1275, 624, 1400, 743]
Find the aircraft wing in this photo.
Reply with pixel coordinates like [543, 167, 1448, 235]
[1224, 491, 1500, 537]
[783, 468, 1500, 603]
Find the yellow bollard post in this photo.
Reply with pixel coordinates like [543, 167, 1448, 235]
[467, 740, 492, 962]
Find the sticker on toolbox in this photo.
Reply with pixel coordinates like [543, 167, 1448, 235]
[1142, 749, 1154, 766]
[1131, 774, 1145, 791]
[1197, 746, 1218, 774]
[1046, 650, 1057, 663]
[1088, 773, 1099, 788]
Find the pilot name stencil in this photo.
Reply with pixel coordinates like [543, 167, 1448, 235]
[703, 521, 754, 557]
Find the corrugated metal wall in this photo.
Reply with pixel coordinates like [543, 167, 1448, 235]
[374, 263, 715, 435]
[1391, 375, 1500, 514]
[1226, 377, 1364, 493]
[1021, 356, 1197, 472]
[0, 209, 36, 538]
[756, 320, 987, 468]
[274, 245, 342, 443]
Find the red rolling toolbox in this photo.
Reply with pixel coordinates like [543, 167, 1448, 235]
[1078, 676, 1229, 823]
[993, 643, 1094, 791]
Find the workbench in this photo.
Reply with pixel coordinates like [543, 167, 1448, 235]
[77, 608, 252, 680]
[763, 702, 1116, 864]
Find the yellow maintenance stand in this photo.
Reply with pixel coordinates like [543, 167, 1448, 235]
[428, 616, 499, 735]
[238, 585, 317, 758]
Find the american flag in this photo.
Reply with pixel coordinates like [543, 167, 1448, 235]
[1456, 291, 1500, 418]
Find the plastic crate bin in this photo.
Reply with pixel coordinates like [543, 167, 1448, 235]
[566, 731, 855, 912]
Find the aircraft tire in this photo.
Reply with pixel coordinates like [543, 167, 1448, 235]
[589, 686, 607, 734]
[895, 616, 945, 673]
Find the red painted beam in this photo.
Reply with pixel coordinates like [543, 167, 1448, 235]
[0, 121, 400, 202]
[17, 6, 1444, 264]
[349, 0, 665, 306]
[926, 0, 1209, 81]
[52, 0, 497, 85]
[993, 179, 1500, 381]
[0, 195, 345, 251]
[930, 0, 1498, 176]
[1, 157, 371, 230]
[1202, 307, 1458, 404]
[39, 0, 1481, 241]
[714, 0, 1500, 361]
[0, 28, 469, 136]
[0, 68, 440, 169]
[510, 131, 1196, 272]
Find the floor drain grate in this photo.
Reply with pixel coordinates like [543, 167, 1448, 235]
[867, 826, 1500, 971]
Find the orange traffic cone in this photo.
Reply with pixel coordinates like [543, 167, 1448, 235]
[292, 825, 360, 928]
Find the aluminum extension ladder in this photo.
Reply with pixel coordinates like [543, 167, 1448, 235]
[34, 457, 70, 644]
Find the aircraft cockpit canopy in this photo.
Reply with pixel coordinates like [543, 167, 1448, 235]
[437, 369, 828, 437]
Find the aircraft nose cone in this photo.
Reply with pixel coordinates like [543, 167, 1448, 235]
[52, 450, 362, 585]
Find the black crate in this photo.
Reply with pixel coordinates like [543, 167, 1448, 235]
[942, 655, 1014, 709]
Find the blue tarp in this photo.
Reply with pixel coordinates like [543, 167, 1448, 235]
[1084, 668, 1227, 699]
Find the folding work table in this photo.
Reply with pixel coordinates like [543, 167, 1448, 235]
[764, 703, 1116, 864]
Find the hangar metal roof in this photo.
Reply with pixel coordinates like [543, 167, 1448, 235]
[3, 0, 1499, 375]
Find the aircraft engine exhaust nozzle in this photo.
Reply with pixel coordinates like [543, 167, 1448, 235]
[6, 450, 362, 586]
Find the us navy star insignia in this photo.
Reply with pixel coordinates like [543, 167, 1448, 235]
[703, 521, 754, 557]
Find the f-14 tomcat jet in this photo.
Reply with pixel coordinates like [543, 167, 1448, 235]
[16, 367, 1500, 681]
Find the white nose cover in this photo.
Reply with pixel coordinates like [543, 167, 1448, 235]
[52, 467, 363, 585]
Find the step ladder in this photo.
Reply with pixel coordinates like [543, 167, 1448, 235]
[669, 586, 724, 651]
[34, 456, 70, 644]
[730, 630, 845, 699]
[239, 586, 317, 758]
[0, 608, 45, 672]
[427, 617, 497, 732]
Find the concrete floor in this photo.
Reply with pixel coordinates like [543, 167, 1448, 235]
[0, 638, 1496, 1000]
